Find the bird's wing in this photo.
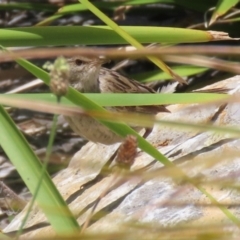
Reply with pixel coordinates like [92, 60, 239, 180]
[99, 68, 155, 93]
[99, 68, 170, 114]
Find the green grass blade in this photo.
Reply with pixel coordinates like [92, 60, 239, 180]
[2, 92, 229, 106]
[0, 106, 80, 234]
[132, 66, 208, 82]
[0, 26, 218, 47]
[209, 0, 239, 25]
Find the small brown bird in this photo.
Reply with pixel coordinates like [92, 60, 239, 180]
[65, 56, 169, 145]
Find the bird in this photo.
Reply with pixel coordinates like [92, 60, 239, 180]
[64, 56, 170, 145]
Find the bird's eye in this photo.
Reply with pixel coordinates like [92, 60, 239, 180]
[75, 59, 83, 66]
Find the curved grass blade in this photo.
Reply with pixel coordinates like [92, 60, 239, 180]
[0, 106, 80, 235]
[80, 0, 185, 84]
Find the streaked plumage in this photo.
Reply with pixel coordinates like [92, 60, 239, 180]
[65, 56, 169, 145]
